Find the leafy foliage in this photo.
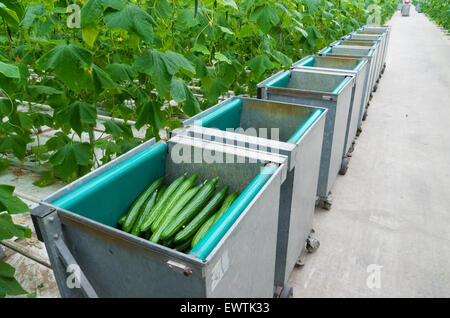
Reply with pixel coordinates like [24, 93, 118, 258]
[0, 0, 398, 184]
[0, 184, 30, 298]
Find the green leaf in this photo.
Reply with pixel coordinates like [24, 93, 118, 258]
[247, 55, 274, 78]
[27, 85, 62, 98]
[155, 0, 172, 19]
[0, 61, 20, 78]
[92, 64, 116, 91]
[36, 42, 93, 93]
[19, 3, 45, 29]
[250, 4, 280, 34]
[165, 51, 196, 78]
[170, 77, 201, 116]
[214, 52, 232, 64]
[0, 184, 29, 214]
[218, 0, 238, 11]
[104, 3, 157, 44]
[135, 101, 163, 131]
[0, 158, 8, 173]
[49, 142, 93, 181]
[32, 170, 55, 188]
[80, 0, 103, 26]
[134, 50, 178, 97]
[269, 50, 292, 67]
[82, 23, 100, 47]
[191, 43, 209, 55]
[105, 63, 137, 82]
[0, 2, 20, 28]
[0, 261, 28, 297]
[218, 25, 234, 35]
[0, 135, 28, 161]
[102, 120, 133, 139]
[55, 102, 97, 137]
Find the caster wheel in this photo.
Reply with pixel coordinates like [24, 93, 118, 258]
[377, 78, 380, 84]
[317, 194, 332, 210]
[356, 127, 362, 137]
[306, 236, 320, 253]
[369, 93, 373, 100]
[339, 157, 349, 175]
[279, 286, 293, 298]
[362, 109, 368, 121]
[373, 83, 378, 92]
[295, 259, 305, 268]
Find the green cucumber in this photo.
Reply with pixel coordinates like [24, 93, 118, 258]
[174, 185, 228, 244]
[140, 174, 186, 232]
[191, 191, 238, 248]
[117, 212, 128, 227]
[161, 236, 175, 248]
[174, 239, 192, 253]
[122, 176, 165, 233]
[151, 174, 198, 233]
[161, 177, 219, 241]
[150, 183, 203, 244]
[130, 189, 159, 236]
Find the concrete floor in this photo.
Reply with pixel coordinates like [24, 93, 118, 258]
[288, 8, 450, 297]
[3, 7, 449, 298]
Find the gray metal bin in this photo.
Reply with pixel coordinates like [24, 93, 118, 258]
[401, 4, 411, 16]
[179, 96, 327, 292]
[317, 46, 376, 123]
[346, 32, 385, 81]
[359, 25, 392, 74]
[329, 39, 382, 93]
[257, 69, 355, 209]
[291, 55, 369, 158]
[31, 136, 288, 297]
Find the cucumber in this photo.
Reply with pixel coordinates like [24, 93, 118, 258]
[174, 239, 192, 253]
[150, 183, 203, 244]
[122, 176, 165, 233]
[161, 177, 219, 241]
[130, 189, 159, 236]
[161, 236, 175, 248]
[117, 212, 128, 227]
[174, 185, 228, 244]
[151, 174, 198, 233]
[140, 174, 186, 232]
[191, 191, 238, 248]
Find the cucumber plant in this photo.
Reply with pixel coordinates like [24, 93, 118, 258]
[0, 0, 398, 186]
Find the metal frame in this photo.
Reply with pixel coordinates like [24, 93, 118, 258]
[257, 69, 355, 208]
[32, 136, 289, 297]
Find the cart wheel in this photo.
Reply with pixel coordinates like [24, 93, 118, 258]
[295, 259, 305, 268]
[373, 83, 378, 92]
[339, 157, 349, 175]
[362, 109, 368, 121]
[369, 93, 373, 100]
[317, 194, 332, 210]
[279, 286, 294, 298]
[306, 236, 320, 253]
[377, 77, 380, 84]
[356, 127, 362, 137]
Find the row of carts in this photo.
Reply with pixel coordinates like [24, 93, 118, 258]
[31, 25, 391, 298]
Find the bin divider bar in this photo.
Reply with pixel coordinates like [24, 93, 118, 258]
[189, 164, 278, 260]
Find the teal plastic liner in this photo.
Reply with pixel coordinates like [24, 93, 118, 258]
[354, 60, 365, 71]
[332, 76, 352, 94]
[52, 142, 167, 227]
[296, 56, 314, 67]
[265, 71, 291, 88]
[287, 109, 323, 144]
[196, 98, 243, 131]
[189, 165, 277, 260]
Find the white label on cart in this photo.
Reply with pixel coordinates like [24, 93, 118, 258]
[210, 250, 230, 292]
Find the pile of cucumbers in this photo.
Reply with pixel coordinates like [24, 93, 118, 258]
[117, 174, 238, 253]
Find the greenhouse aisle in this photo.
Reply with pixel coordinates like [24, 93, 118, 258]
[288, 8, 450, 297]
